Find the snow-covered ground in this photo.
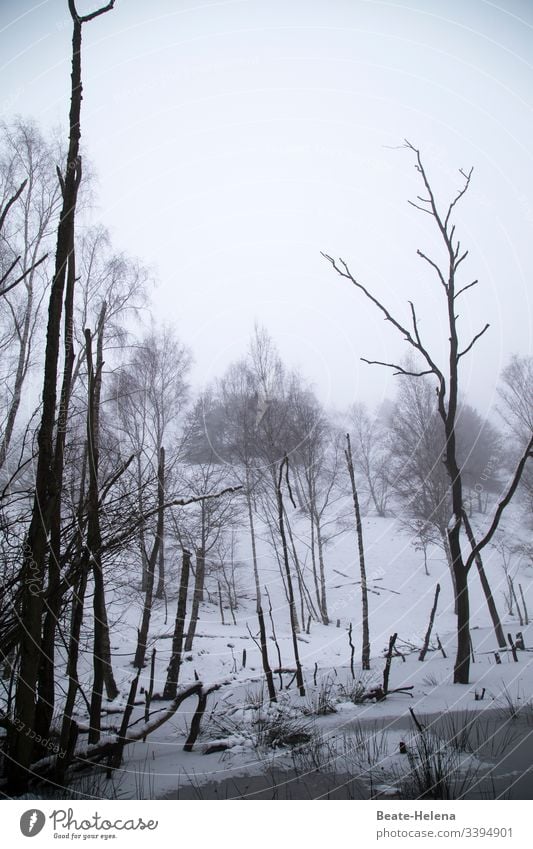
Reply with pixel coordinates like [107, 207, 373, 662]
[59, 506, 533, 800]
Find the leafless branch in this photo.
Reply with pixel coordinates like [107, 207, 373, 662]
[0, 179, 27, 232]
[445, 167, 474, 230]
[454, 280, 478, 300]
[0, 253, 48, 298]
[322, 251, 444, 382]
[68, 0, 115, 24]
[454, 248, 469, 269]
[407, 200, 434, 216]
[409, 300, 423, 347]
[0, 257, 22, 289]
[56, 165, 66, 198]
[360, 357, 434, 378]
[102, 485, 243, 553]
[457, 323, 490, 360]
[417, 250, 447, 290]
[465, 435, 533, 573]
[98, 453, 136, 505]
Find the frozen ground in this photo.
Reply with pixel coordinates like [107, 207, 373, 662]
[49, 507, 533, 799]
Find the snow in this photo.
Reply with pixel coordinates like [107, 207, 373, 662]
[18, 504, 533, 799]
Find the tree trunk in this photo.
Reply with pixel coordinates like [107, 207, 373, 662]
[163, 549, 191, 699]
[345, 434, 370, 670]
[453, 550, 471, 684]
[419, 583, 440, 661]
[315, 513, 329, 625]
[7, 10, 87, 793]
[440, 529, 458, 615]
[134, 446, 164, 668]
[92, 313, 118, 703]
[183, 547, 205, 652]
[85, 329, 117, 745]
[56, 565, 88, 783]
[36, 237, 79, 744]
[136, 453, 149, 591]
[462, 512, 506, 648]
[155, 446, 166, 600]
[56, 442, 88, 782]
[276, 457, 305, 696]
[285, 504, 319, 622]
[309, 509, 322, 618]
[245, 470, 276, 702]
[0, 269, 35, 469]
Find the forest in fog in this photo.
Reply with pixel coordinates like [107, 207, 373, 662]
[1, 1, 532, 801]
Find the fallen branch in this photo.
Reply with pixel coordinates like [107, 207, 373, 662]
[71, 681, 224, 767]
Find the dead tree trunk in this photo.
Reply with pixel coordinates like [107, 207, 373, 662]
[462, 512, 506, 648]
[155, 445, 166, 600]
[324, 146, 533, 685]
[55, 444, 89, 781]
[345, 433, 370, 670]
[419, 584, 440, 661]
[93, 310, 118, 703]
[6, 0, 114, 793]
[309, 509, 323, 618]
[383, 633, 398, 696]
[56, 566, 88, 783]
[245, 465, 276, 702]
[137, 453, 149, 591]
[183, 691, 209, 752]
[284, 504, 320, 622]
[36, 230, 78, 744]
[508, 576, 524, 626]
[184, 547, 205, 652]
[276, 457, 305, 696]
[85, 328, 117, 744]
[315, 512, 329, 625]
[134, 446, 165, 669]
[440, 530, 458, 615]
[163, 549, 191, 700]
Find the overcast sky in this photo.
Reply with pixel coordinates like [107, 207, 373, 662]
[2, 0, 532, 417]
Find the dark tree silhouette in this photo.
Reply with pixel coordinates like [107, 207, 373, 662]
[324, 141, 532, 684]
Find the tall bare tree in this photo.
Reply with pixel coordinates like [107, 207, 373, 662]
[345, 433, 370, 670]
[498, 354, 533, 522]
[0, 120, 62, 471]
[346, 402, 391, 517]
[7, 0, 115, 793]
[323, 141, 532, 683]
[112, 326, 191, 589]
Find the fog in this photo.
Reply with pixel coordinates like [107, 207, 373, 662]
[2, 0, 532, 415]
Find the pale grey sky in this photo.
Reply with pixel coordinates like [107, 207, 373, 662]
[2, 0, 532, 417]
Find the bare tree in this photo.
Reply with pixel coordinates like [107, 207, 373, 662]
[213, 348, 284, 701]
[85, 327, 118, 743]
[177, 457, 242, 652]
[112, 326, 191, 592]
[385, 371, 505, 646]
[6, 0, 115, 793]
[346, 402, 391, 517]
[387, 372, 457, 589]
[290, 390, 345, 624]
[498, 354, 533, 522]
[345, 433, 370, 670]
[276, 456, 305, 696]
[323, 141, 532, 683]
[498, 355, 533, 440]
[0, 120, 62, 471]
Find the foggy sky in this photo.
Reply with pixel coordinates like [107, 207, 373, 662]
[2, 0, 532, 418]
